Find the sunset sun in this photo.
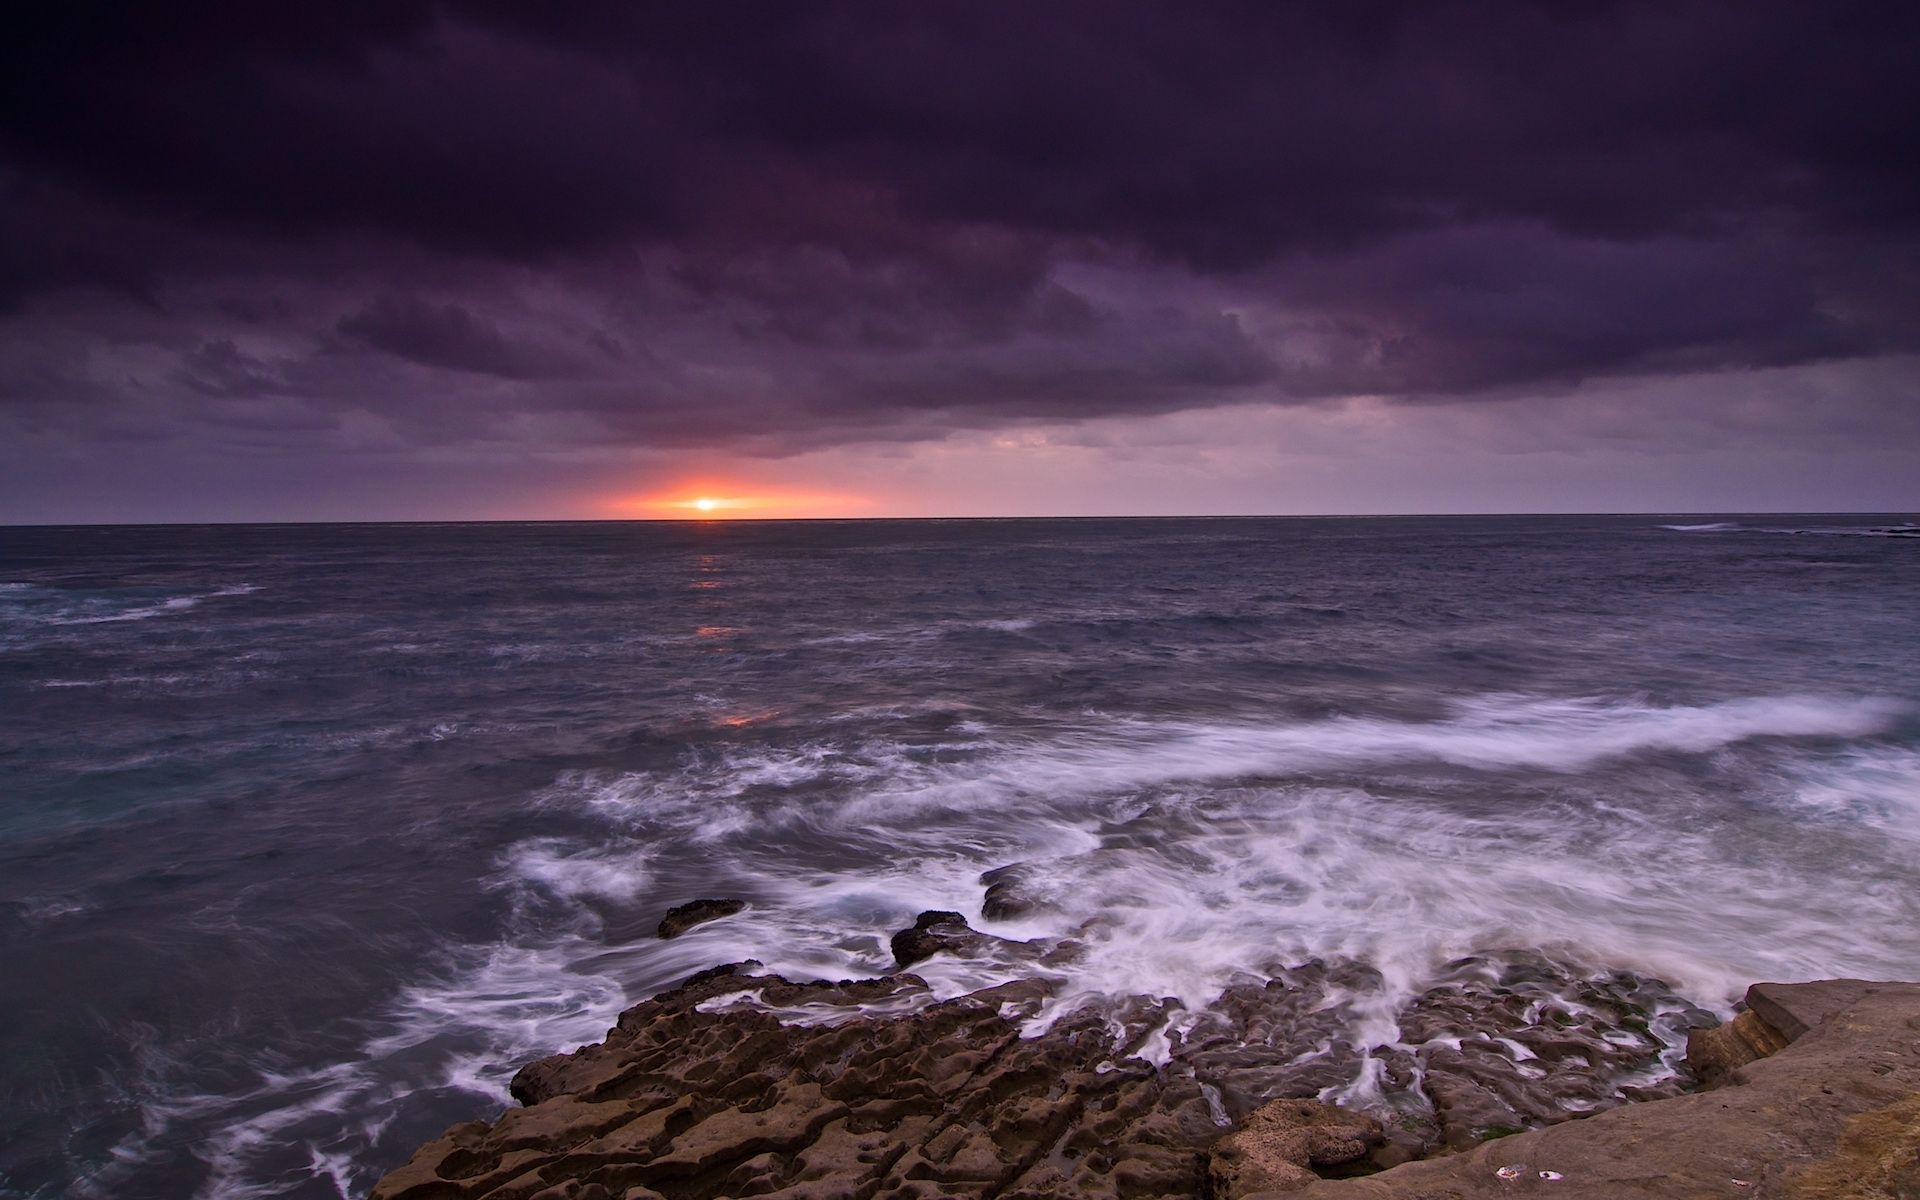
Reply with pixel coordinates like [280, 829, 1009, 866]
[612, 486, 874, 519]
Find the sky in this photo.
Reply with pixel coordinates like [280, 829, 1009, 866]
[2, 2, 1917, 522]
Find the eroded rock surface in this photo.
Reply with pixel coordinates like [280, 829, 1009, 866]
[1207, 1099, 1382, 1195]
[373, 953, 1701, 1200]
[379, 965, 1219, 1200]
[1178, 953, 1707, 1158]
[1289, 979, 1920, 1200]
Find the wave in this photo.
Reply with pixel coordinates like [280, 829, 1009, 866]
[906, 693, 1902, 802]
[1785, 743, 1920, 839]
[96, 690, 1920, 1197]
[534, 689, 1918, 1023]
[40, 673, 194, 689]
[1660, 521, 1920, 538]
[0, 581, 260, 628]
[89, 938, 631, 1200]
[502, 838, 653, 903]
[554, 694, 1905, 839]
[504, 694, 1920, 1117]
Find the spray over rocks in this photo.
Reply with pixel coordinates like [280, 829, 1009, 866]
[372, 878, 1719, 1200]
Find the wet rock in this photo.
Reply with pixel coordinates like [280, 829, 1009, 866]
[379, 953, 1914, 1200]
[377, 967, 1224, 1200]
[889, 909, 992, 967]
[1285, 978, 1920, 1199]
[1384, 952, 1714, 1151]
[979, 862, 1045, 920]
[978, 848, 1148, 923]
[1175, 953, 1705, 1158]
[1207, 1099, 1381, 1197]
[656, 897, 746, 939]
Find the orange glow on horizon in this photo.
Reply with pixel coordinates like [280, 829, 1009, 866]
[608, 483, 874, 519]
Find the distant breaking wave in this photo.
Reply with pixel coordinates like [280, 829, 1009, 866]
[0, 580, 259, 627]
[1659, 521, 1919, 537]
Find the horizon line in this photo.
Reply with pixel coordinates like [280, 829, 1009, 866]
[4, 509, 1916, 530]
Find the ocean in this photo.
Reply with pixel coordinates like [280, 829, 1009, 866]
[3, 515, 1918, 1199]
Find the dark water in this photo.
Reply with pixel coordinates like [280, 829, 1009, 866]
[3, 515, 1918, 1199]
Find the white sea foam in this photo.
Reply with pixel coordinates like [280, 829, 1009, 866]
[1, 581, 261, 627]
[528, 690, 1919, 1101]
[18, 894, 91, 923]
[91, 934, 638, 1200]
[560, 694, 1902, 837]
[502, 838, 653, 902]
[100, 690, 1920, 1196]
[1786, 744, 1920, 838]
[41, 674, 194, 688]
[846, 693, 1902, 818]
[1660, 520, 1920, 538]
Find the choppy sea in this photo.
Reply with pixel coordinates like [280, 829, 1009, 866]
[3, 515, 1918, 1198]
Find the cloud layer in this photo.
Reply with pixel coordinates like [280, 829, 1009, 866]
[3, 1, 1917, 517]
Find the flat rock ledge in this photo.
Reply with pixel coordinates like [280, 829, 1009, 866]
[1286, 978, 1920, 1200]
[371, 975, 1920, 1200]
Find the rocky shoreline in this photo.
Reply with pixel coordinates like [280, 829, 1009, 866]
[370, 956, 1920, 1198]
[362, 883, 1920, 1200]
[368, 861, 1920, 1200]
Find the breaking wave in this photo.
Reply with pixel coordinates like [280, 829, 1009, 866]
[0, 581, 259, 628]
[1659, 520, 1920, 537]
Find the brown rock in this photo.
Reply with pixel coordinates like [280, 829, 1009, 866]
[1179, 954, 1706, 1156]
[1208, 1099, 1382, 1197]
[1684, 1008, 1789, 1087]
[374, 967, 1223, 1200]
[980, 862, 1048, 920]
[656, 897, 746, 939]
[888, 909, 977, 966]
[1789, 1092, 1920, 1199]
[1744, 978, 1876, 1042]
[887, 908, 1039, 968]
[377, 960, 1910, 1200]
[1284, 979, 1920, 1200]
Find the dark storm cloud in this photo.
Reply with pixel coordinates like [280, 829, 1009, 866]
[1, 0, 1918, 474]
[1261, 226, 1882, 397]
[334, 296, 592, 380]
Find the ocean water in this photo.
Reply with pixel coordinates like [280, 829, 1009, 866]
[3, 514, 1918, 1199]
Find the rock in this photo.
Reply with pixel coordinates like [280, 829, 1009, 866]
[1684, 1008, 1789, 1087]
[656, 897, 745, 939]
[980, 862, 1047, 920]
[1178, 954, 1707, 1156]
[1207, 1099, 1381, 1197]
[889, 909, 992, 967]
[1283, 978, 1920, 1199]
[978, 848, 1147, 923]
[375, 952, 1711, 1200]
[375, 968, 1224, 1200]
[1742, 977, 1875, 1042]
[1791, 1092, 1920, 1199]
[375, 954, 1920, 1200]
[1687, 980, 1883, 1090]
